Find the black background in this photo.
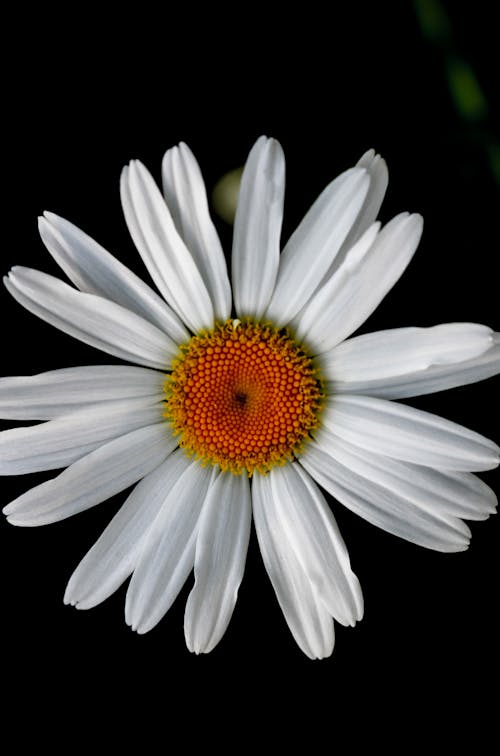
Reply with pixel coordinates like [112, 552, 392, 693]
[2, 2, 498, 736]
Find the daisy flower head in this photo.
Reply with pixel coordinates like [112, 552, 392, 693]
[1, 136, 499, 659]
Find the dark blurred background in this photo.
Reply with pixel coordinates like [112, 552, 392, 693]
[1, 0, 498, 731]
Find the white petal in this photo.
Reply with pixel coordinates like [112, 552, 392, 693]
[0, 365, 164, 420]
[4, 423, 174, 526]
[162, 142, 231, 321]
[297, 150, 389, 304]
[0, 398, 163, 475]
[120, 160, 214, 332]
[323, 323, 494, 382]
[265, 166, 370, 326]
[322, 394, 499, 471]
[252, 472, 335, 660]
[295, 213, 423, 352]
[64, 449, 191, 610]
[231, 136, 285, 318]
[268, 463, 363, 626]
[39, 212, 188, 343]
[184, 472, 252, 654]
[312, 429, 497, 523]
[331, 332, 500, 399]
[5, 267, 176, 369]
[292, 222, 378, 343]
[125, 461, 215, 634]
[335, 149, 388, 261]
[301, 442, 471, 552]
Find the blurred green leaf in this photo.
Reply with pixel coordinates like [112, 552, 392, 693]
[413, 0, 451, 43]
[446, 57, 488, 122]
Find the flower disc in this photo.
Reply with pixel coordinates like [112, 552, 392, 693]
[165, 320, 324, 474]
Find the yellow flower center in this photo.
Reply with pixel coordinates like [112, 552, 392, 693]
[164, 319, 324, 475]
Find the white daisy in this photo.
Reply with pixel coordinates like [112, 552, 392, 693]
[1, 137, 499, 659]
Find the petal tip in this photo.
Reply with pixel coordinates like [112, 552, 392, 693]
[409, 212, 424, 230]
[42, 210, 58, 224]
[6, 514, 27, 526]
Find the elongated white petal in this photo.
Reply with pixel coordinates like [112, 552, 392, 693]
[0, 399, 163, 475]
[312, 430, 497, 522]
[323, 323, 494, 382]
[300, 150, 389, 300]
[265, 166, 370, 326]
[292, 222, 378, 343]
[252, 473, 335, 660]
[64, 449, 191, 610]
[184, 473, 251, 654]
[0, 365, 164, 420]
[121, 160, 213, 332]
[335, 149, 388, 263]
[322, 395, 499, 471]
[232, 136, 285, 318]
[301, 442, 471, 552]
[39, 212, 188, 342]
[331, 332, 500, 399]
[296, 213, 423, 352]
[5, 267, 176, 369]
[125, 461, 215, 634]
[162, 142, 231, 321]
[268, 463, 363, 626]
[4, 423, 174, 526]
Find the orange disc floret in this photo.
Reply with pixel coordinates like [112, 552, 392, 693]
[164, 319, 324, 475]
